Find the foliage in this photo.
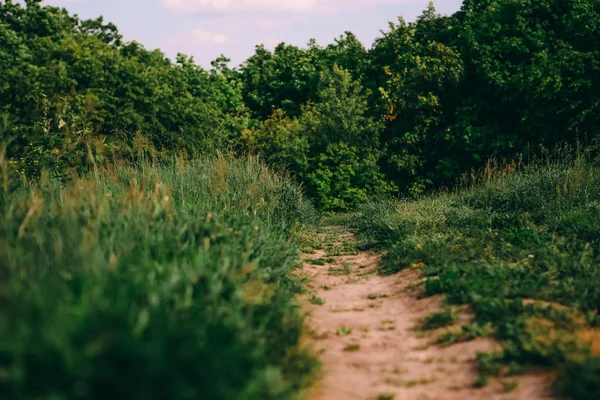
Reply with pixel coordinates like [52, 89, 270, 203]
[0, 154, 318, 400]
[239, 33, 368, 120]
[3, 0, 600, 205]
[371, 5, 465, 195]
[0, 0, 246, 179]
[243, 65, 394, 212]
[351, 145, 600, 398]
[239, 0, 600, 197]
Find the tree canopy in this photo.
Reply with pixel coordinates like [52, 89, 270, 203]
[2, 0, 600, 210]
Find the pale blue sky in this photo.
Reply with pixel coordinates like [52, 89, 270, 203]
[43, 0, 463, 68]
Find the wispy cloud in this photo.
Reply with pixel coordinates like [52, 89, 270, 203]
[169, 29, 231, 45]
[160, 0, 413, 14]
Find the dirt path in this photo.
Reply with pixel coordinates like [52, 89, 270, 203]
[299, 227, 554, 400]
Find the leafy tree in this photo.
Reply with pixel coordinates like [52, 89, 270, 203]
[239, 35, 369, 121]
[3, 0, 600, 208]
[0, 0, 244, 178]
[243, 65, 393, 211]
[450, 0, 600, 163]
[239, 43, 325, 119]
[372, 4, 464, 195]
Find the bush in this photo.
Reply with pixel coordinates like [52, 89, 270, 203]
[242, 65, 394, 212]
[558, 357, 600, 400]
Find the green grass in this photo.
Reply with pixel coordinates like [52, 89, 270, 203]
[421, 308, 457, 330]
[343, 343, 361, 352]
[336, 327, 353, 336]
[328, 262, 352, 276]
[351, 144, 600, 398]
[0, 155, 318, 400]
[309, 293, 325, 305]
[437, 322, 494, 346]
[501, 378, 521, 393]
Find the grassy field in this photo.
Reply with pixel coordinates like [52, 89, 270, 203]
[350, 145, 600, 399]
[0, 154, 318, 400]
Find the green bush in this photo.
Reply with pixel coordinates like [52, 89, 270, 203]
[558, 357, 600, 400]
[243, 65, 394, 212]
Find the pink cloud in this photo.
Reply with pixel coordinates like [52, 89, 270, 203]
[160, 0, 414, 14]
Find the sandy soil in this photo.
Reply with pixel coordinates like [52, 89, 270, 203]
[299, 234, 556, 400]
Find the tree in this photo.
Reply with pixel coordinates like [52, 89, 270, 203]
[371, 5, 464, 195]
[454, 0, 600, 158]
[0, 1, 245, 177]
[239, 43, 325, 119]
[243, 65, 393, 211]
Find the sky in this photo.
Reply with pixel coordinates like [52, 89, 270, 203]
[42, 0, 464, 68]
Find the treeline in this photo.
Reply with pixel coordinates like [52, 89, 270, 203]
[2, 0, 600, 210]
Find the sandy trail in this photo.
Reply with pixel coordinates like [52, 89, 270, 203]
[299, 228, 554, 400]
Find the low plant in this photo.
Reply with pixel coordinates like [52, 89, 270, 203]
[0, 155, 318, 400]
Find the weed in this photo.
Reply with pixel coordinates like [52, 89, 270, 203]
[328, 261, 352, 276]
[437, 322, 493, 346]
[344, 343, 361, 352]
[311, 330, 330, 340]
[379, 320, 396, 331]
[415, 343, 430, 351]
[473, 374, 489, 388]
[501, 379, 521, 393]
[337, 326, 353, 336]
[437, 331, 462, 346]
[507, 362, 523, 375]
[421, 308, 457, 330]
[396, 377, 436, 388]
[309, 293, 325, 305]
[478, 352, 504, 376]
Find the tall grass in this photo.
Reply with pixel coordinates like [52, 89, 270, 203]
[351, 144, 600, 399]
[0, 154, 318, 400]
